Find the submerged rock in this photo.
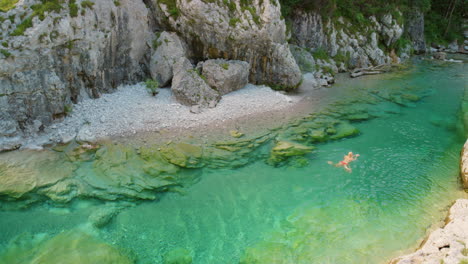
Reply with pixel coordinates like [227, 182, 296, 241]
[0, 230, 134, 264]
[160, 143, 204, 168]
[164, 248, 193, 264]
[0, 150, 74, 199]
[269, 141, 314, 164]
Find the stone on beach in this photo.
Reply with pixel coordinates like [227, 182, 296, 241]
[171, 57, 221, 107]
[200, 59, 250, 95]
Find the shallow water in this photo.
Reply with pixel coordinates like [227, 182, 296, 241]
[0, 58, 466, 264]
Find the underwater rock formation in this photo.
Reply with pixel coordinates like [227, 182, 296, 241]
[0, 230, 134, 264]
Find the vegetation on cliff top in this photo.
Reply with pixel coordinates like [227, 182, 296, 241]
[0, 0, 18, 12]
[279, 0, 464, 45]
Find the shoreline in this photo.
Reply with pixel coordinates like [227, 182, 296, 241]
[21, 73, 332, 149]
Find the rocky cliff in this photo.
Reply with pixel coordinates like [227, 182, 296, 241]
[289, 10, 405, 72]
[0, 0, 152, 150]
[0, 0, 426, 151]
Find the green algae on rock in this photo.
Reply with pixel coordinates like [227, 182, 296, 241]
[269, 141, 314, 165]
[0, 230, 134, 264]
[163, 248, 193, 264]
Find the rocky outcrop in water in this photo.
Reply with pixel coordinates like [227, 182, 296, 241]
[390, 199, 468, 264]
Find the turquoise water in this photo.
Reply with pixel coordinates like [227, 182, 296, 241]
[0, 59, 466, 263]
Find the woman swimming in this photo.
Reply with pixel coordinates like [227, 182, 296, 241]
[328, 152, 360, 173]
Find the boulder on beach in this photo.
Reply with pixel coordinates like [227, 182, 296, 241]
[172, 57, 221, 107]
[150, 32, 188, 87]
[200, 59, 250, 95]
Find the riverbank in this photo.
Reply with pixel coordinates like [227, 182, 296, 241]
[17, 73, 332, 149]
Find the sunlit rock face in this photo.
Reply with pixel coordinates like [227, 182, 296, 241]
[390, 199, 468, 264]
[290, 10, 404, 69]
[0, 0, 152, 149]
[153, 0, 302, 90]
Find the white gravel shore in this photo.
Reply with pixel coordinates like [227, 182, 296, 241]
[28, 81, 314, 145]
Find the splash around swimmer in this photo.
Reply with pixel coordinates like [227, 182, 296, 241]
[328, 152, 360, 173]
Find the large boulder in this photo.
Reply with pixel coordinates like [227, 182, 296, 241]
[150, 32, 188, 87]
[172, 57, 220, 107]
[199, 59, 249, 95]
[154, 0, 302, 90]
[434, 52, 447, 60]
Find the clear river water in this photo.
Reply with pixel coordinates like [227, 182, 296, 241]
[0, 58, 466, 264]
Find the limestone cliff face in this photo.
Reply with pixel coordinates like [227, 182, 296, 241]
[0, 0, 151, 148]
[152, 0, 302, 89]
[405, 10, 426, 54]
[290, 10, 404, 69]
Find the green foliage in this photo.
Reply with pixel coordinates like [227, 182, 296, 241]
[144, 79, 160, 96]
[159, 0, 179, 18]
[223, 0, 236, 12]
[80, 0, 94, 9]
[68, 0, 78, 17]
[64, 104, 73, 115]
[220, 63, 229, 70]
[229, 17, 240, 27]
[31, 0, 64, 21]
[113, 0, 120, 6]
[0, 0, 18, 12]
[10, 17, 32, 36]
[1, 42, 7, 47]
[0, 49, 10, 58]
[424, 0, 464, 45]
[391, 36, 412, 55]
[333, 51, 350, 66]
[312, 47, 329, 61]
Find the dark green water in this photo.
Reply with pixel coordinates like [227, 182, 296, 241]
[0, 59, 466, 264]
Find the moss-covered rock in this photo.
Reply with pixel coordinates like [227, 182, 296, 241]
[269, 141, 314, 164]
[164, 248, 193, 264]
[329, 122, 359, 140]
[161, 143, 204, 168]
